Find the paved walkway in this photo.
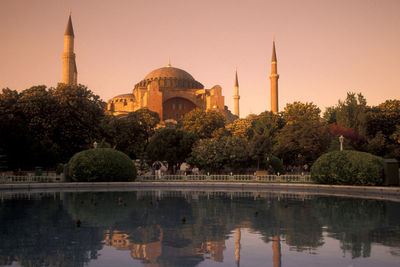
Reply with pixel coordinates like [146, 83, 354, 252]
[0, 182, 399, 201]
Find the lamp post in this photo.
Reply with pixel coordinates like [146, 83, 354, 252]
[339, 135, 344, 151]
[93, 141, 98, 149]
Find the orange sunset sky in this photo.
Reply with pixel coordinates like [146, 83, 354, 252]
[1, 0, 399, 117]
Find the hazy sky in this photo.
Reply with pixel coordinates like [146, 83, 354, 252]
[1, 0, 399, 117]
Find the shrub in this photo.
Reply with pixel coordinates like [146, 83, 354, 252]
[267, 155, 286, 174]
[311, 150, 383, 185]
[68, 148, 136, 182]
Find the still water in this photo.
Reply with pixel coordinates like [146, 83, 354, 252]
[0, 190, 399, 267]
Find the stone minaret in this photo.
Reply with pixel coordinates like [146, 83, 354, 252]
[62, 14, 77, 85]
[233, 70, 240, 117]
[269, 41, 279, 114]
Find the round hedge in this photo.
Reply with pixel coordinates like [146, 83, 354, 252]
[68, 148, 136, 182]
[310, 150, 383, 185]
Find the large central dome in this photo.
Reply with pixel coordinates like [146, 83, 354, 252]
[134, 64, 204, 89]
[144, 66, 195, 81]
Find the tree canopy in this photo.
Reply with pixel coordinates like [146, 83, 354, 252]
[0, 84, 105, 169]
[178, 109, 225, 139]
[146, 128, 196, 172]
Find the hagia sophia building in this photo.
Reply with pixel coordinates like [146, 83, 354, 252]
[62, 15, 279, 122]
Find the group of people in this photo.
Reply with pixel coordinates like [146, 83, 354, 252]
[286, 164, 309, 174]
[151, 161, 200, 179]
[150, 161, 311, 178]
[179, 163, 199, 175]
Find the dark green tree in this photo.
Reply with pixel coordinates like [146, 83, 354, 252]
[365, 100, 400, 159]
[0, 84, 105, 169]
[188, 138, 227, 173]
[323, 106, 338, 124]
[146, 128, 196, 172]
[248, 135, 272, 169]
[49, 83, 105, 160]
[223, 136, 250, 172]
[102, 109, 160, 159]
[251, 111, 284, 137]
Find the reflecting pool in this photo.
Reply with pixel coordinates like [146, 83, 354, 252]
[0, 190, 399, 266]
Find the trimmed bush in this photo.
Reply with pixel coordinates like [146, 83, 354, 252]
[68, 148, 136, 182]
[311, 150, 383, 185]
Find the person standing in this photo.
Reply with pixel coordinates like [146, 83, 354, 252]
[152, 161, 161, 179]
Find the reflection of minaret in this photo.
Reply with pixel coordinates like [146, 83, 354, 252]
[62, 14, 77, 85]
[269, 41, 279, 114]
[235, 228, 241, 266]
[233, 70, 240, 117]
[272, 235, 281, 267]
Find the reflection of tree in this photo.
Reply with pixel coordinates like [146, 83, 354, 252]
[0, 195, 103, 267]
[251, 197, 324, 251]
[312, 196, 390, 258]
[1, 191, 398, 266]
[64, 192, 138, 227]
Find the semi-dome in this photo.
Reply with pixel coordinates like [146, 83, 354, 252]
[109, 93, 135, 103]
[113, 93, 135, 98]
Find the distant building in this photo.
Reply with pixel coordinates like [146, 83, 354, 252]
[61, 15, 280, 119]
[106, 60, 237, 122]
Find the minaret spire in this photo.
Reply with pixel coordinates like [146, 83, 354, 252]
[233, 69, 240, 117]
[272, 40, 277, 62]
[167, 57, 171, 67]
[269, 40, 279, 114]
[62, 14, 77, 85]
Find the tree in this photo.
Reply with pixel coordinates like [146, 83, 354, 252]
[366, 99, 400, 138]
[248, 135, 272, 169]
[132, 108, 160, 143]
[226, 118, 253, 140]
[178, 109, 225, 139]
[366, 131, 387, 157]
[146, 128, 196, 172]
[251, 111, 284, 137]
[282, 101, 321, 124]
[0, 88, 32, 169]
[223, 136, 250, 172]
[365, 100, 400, 159]
[102, 109, 160, 159]
[50, 83, 105, 160]
[189, 136, 250, 173]
[0, 84, 105, 169]
[274, 102, 329, 165]
[188, 138, 227, 174]
[0, 149, 7, 171]
[335, 92, 368, 136]
[323, 106, 338, 124]
[102, 114, 144, 159]
[327, 124, 366, 151]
